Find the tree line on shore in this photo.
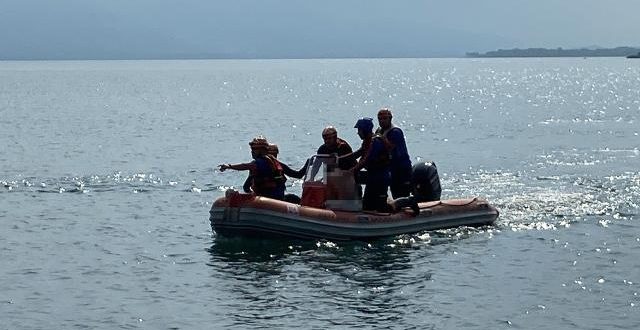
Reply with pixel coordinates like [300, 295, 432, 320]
[467, 46, 640, 58]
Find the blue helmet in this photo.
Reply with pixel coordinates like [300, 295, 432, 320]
[354, 117, 374, 132]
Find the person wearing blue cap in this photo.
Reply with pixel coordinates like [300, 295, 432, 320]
[350, 117, 392, 212]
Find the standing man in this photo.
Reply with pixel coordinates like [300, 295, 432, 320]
[376, 108, 412, 199]
[351, 117, 391, 212]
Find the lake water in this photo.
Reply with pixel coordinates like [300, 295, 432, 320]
[1, 58, 639, 329]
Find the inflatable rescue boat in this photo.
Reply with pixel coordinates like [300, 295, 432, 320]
[210, 155, 499, 240]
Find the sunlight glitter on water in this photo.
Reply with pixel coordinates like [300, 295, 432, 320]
[0, 171, 218, 195]
[2, 58, 640, 330]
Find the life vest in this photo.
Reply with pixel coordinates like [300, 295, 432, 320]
[376, 124, 393, 140]
[335, 139, 356, 169]
[377, 126, 411, 170]
[265, 155, 286, 185]
[318, 138, 352, 155]
[364, 135, 390, 171]
[250, 155, 286, 194]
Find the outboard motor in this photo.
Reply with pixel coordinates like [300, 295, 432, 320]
[390, 161, 442, 216]
[411, 161, 441, 202]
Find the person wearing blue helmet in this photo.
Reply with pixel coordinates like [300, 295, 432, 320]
[350, 117, 392, 212]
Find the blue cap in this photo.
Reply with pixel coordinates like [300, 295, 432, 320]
[354, 117, 374, 132]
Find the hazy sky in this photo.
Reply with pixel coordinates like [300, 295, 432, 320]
[1, 0, 638, 59]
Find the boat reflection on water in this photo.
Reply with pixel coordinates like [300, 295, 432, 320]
[204, 225, 494, 328]
[207, 236, 316, 263]
[206, 235, 433, 327]
[206, 225, 483, 269]
[206, 235, 419, 288]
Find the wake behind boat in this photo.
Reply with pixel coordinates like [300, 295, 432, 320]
[210, 155, 499, 240]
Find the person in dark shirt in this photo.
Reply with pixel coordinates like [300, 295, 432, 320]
[317, 126, 356, 170]
[376, 108, 412, 199]
[350, 118, 392, 212]
[297, 126, 357, 176]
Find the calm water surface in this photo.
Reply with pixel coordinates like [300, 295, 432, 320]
[1, 58, 639, 329]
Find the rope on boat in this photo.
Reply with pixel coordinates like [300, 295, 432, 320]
[422, 197, 478, 209]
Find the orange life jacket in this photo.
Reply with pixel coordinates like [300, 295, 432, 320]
[250, 155, 286, 193]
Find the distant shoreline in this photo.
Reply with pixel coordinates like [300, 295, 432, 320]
[2, 52, 640, 62]
[467, 46, 640, 58]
